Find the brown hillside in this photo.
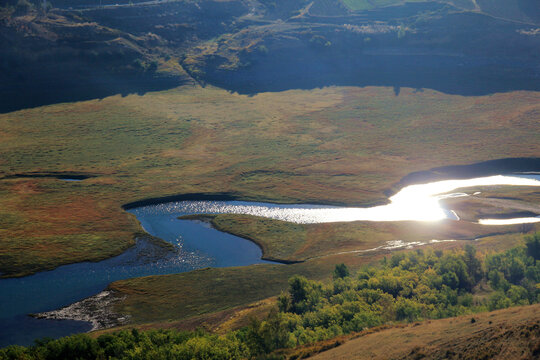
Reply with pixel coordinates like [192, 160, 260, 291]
[308, 304, 540, 360]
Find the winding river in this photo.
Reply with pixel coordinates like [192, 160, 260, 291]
[0, 173, 539, 347]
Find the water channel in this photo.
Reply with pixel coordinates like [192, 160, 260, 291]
[0, 173, 539, 347]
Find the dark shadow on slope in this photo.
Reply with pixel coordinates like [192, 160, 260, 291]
[398, 158, 540, 187]
[194, 7, 540, 96]
[201, 52, 540, 97]
[0, 73, 186, 114]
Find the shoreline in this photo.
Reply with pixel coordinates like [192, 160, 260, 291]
[31, 290, 129, 332]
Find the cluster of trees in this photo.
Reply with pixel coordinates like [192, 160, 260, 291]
[268, 235, 539, 349]
[0, 329, 251, 360]
[2, 233, 538, 359]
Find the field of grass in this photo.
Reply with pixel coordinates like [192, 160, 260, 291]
[0, 85, 539, 276]
[93, 296, 279, 337]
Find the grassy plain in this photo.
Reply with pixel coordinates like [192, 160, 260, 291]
[1, 85, 539, 276]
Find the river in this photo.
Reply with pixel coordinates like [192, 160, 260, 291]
[0, 173, 538, 347]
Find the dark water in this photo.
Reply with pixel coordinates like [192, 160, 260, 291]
[0, 204, 279, 348]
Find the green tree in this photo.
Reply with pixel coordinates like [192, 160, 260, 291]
[395, 297, 423, 321]
[277, 291, 291, 312]
[464, 244, 483, 284]
[508, 257, 526, 284]
[506, 285, 529, 305]
[488, 291, 512, 311]
[525, 233, 540, 261]
[333, 263, 350, 279]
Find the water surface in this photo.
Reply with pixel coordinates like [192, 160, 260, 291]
[0, 211, 273, 347]
[140, 175, 540, 224]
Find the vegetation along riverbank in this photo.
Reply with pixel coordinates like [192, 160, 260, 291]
[2, 233, 539, 359]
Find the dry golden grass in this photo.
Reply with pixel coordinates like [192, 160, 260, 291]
[92, 297, 277, 338]
[306, 303, 540, 360]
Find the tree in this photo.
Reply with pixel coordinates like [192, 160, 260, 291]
[442, 271, 459, 290]
[288, 276, 308, 305]
[508, 257, 526, 284]
[488, 291, 512, 311]
[277, 291, 290, 312]
[525, 233, 540, 261]
[395, 297, 423, 321]
[333, 263, 350, 279]
[464, 245, 483, 284]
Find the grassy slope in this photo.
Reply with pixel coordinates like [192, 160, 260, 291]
[93, 297, 279, 337]
[307, 303, 540, 360]
[1, 85, 539, 276]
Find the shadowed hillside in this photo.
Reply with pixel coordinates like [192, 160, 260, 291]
[1, 0, 539, 112]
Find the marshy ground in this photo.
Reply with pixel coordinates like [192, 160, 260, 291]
[1, 85, 539, 277]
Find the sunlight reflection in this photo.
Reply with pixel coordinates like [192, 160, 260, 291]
[140, 175, 540, 225]
[478, 217, 540, 225]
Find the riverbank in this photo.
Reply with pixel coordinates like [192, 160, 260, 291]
[32, 291, 129, 331]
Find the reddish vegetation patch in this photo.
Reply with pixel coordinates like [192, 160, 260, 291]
[26, 198, 115, 235]
[11, 180, 41, 195]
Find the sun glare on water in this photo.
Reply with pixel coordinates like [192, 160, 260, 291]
[148, 174, 540, 225]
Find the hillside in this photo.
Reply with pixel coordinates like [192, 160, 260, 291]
[1, 0, 539, 112]
[3, 241, 539, 358]
[308, 303, 540, 360]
